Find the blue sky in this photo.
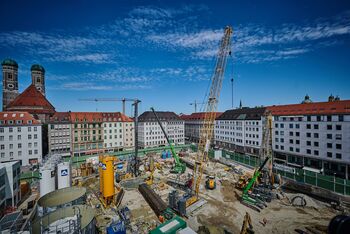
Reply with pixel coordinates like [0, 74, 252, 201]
[1, 0, 350, 115]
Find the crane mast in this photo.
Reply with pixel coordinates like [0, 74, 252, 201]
[188, 26, 233, 205]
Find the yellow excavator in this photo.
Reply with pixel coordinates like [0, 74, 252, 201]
[240, 212, 254, 234]
[145, 156, 155, 185]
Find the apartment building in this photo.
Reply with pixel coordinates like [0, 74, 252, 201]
[181, 112, 222, 143]
[138, 111, 185, 148]
[214, 107, 266, 156]
[48, 112, 71, 157]
[269, 99, 350, 179]
[48, 112, 135, 157]
[0, 112, 42, 165]
[102, 112, 134, 152]
[123, 121, 134, 149]
[0, 161, 21, 209]
[70, 112, 104, 157]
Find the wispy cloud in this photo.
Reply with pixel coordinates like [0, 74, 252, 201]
[55, 82, 151, 91]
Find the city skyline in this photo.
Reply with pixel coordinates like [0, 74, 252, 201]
[1, 0, 350, 115]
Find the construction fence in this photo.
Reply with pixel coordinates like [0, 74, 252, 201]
[191, 145, 350, 196]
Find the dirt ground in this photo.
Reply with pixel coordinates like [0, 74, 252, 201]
[83, 152, 340, 234]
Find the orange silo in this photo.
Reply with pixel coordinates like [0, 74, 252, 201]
[102, 156, 115, 201]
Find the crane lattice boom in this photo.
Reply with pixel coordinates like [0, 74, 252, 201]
[190, 26, 233, 203]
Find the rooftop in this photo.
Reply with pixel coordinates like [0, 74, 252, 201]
[67, 112, 133, 123]
[267, 100, 350, 116]
[1, 58, 18, 68]
[30, 64, 45, 72]
[217, 107, 266, 120]
[181, 112, 223, 121]
[0, 112, 40, 126]
[6, 85, 55, 114]
[139, 111, 182, 122]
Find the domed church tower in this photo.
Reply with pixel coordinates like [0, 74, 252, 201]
[2, 58, 19, 111]
[31, 64, 45, 96]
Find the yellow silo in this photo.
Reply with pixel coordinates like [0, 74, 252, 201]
[102, 156, 115, 199]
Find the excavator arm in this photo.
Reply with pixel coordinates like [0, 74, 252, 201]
[150, 107, 186, 174]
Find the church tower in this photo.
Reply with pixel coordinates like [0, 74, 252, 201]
[31, 64, 45, 96]
[2, 58, 19, 111]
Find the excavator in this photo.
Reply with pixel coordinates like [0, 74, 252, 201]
[150, 107, 186, 174]
[240, 212, 254, 234]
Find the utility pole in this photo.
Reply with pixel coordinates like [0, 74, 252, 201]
[132, 99, 141, 177]
[231, 78, 234, 108]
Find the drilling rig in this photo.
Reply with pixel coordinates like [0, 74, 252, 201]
[186, 26, 233, 207]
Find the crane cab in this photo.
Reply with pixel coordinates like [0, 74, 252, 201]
[205, 175, 216, 190]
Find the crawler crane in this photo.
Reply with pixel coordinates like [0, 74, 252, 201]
[186, 26, 233, 207]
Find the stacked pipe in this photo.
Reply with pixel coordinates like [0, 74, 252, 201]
[138, 183, 167, 217]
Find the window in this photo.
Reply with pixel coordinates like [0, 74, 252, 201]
[314, 133, 319, 138]
[18, 151, 21, 156]
[9, 135, 13, 141]
[9, 144, 13, 149]
[338, 115, 344, 122]
[289, 124, 293, 128]
[314, 150, 319, 156]
[307, 116, 311, 121]
[336, 144, 342, 150]
[17, 127, 21, 132]
[0, 145, 4, 150]
[314, 142, 319, 147]
[327, 134, 332, 139]
[336, 125, 342, 130]
[34, 134, 37, 139]
[28, 127, 31, 132]
[17, 135, 21, 140]
[314, 124, 319, 129]
[296, 140, 300, 144]
[275, 138, 279, 142]
[289, 139, 293, 144]
[307, 149, 311, 154]
[296, 124, 300, 129]
[327, 116, 332, 121]
[307, 141, 311, 146]
[327, 143, 332, 148]
[18, 143, 21, 148]
[280, 131, 284, 136]
[335, 134, 342, 140]
[0, 128, 3, 133]
[280, 146, 284, 150]
[296, 132, 300, 137]
[280, 124, 284, 128]
[29, 150, 32, 155]
[275, 131, 279, 135]
[28, 135, 32, 140]
[0, 136, 3, 141]
[289, 131, 293, 136]
[275, 145, 279, 149]
[280, 138, 284, 143]
[9, 127, 13, 132]
[275, 124, 278, 128]
[316, 116, 321, 121]
[296, 148, 300, 153]
[327, 152, 332, 158]
[306, 124, 311, 129]
[336, 153, 342, 159]
[34, 126, 37, 131]
[327, 125, 332, 130]
[289, 147, 294, 152]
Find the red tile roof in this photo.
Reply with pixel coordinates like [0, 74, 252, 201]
[68, 112, 133, 123]
[6, 85, 55, 114]
[181, 112, 223, 120]
[0, 112, 40, 125]
[50, 112, 71, 123]
[267, 100, 350, 116]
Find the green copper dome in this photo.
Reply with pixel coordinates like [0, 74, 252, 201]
[31, 64, 45, 72]
[1, 58, 18, 68]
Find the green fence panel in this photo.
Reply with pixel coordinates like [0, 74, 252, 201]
[346, 185, 350, 196]
[295, 169, 305, 183]
[317, 177, 334, 191]
[305, 175, 316, 185]
[334, 182, 345, 195]
[285, 172, 295, 180]
[318, 174, 334, 182]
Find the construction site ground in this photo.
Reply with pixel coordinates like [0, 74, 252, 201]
[81, 152, 339, 234]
